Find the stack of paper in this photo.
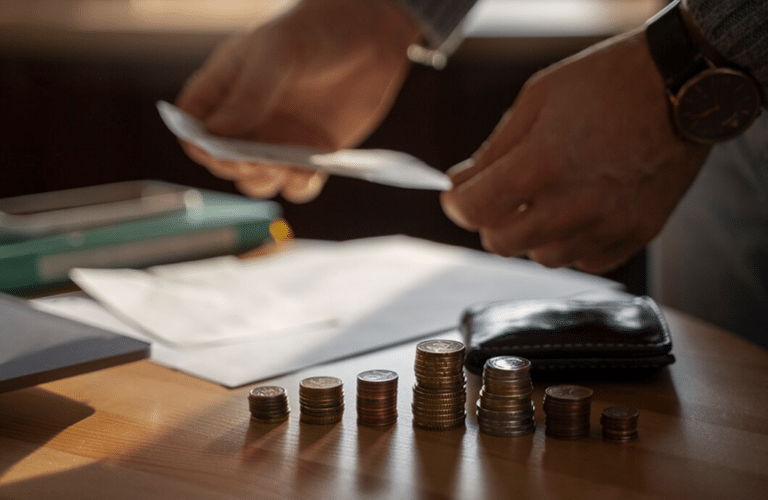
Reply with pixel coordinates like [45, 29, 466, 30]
[34, 236, 618, 387]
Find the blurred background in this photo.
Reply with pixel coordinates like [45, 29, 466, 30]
[0, 0, 665, 293]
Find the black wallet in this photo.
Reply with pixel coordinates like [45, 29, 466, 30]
[462, 295, 674, 377]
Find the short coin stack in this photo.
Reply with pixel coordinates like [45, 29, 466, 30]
[543, 385, 593, 439]
[601, 407, 639, 443]
[299, 376, 345, 425]
[356, 370, 399, 427]
[412, 339, 467, 430]
[248, 386, 290, 424]
[476, 356, 536, 437]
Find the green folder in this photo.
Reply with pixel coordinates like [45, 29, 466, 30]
[0, 181, 281, 295]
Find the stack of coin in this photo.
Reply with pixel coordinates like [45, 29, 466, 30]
[601, 407, 639, 443]
[248, 386, 290, 424]
[542, 385, 593, 439]
[476, 356, 536, 437]
[356, 369, 399, 427]
[412, 339, 467, 430]
[299, 376, 345, 425]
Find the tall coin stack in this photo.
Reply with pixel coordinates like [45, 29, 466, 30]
[412, 339, 467, 431]
[601, 407, 639, 443]
[299, 376, 345, 425]
[248, 386, 290, 424]
[356, 370, 399, 427]
[476, 356, 536, 437]
[542, 385, 593, 439]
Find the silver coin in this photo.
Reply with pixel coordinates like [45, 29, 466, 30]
[358, 370, 399, 384]
[301, 376, 343, 390]
[486, 356, 531, 372]
[417, 340, 465, 355]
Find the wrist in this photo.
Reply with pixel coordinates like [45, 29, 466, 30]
[284, 0, 422, 67]
[644, 0, 762, 143]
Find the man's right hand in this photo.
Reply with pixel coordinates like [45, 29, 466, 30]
[176, 0, 422, 202]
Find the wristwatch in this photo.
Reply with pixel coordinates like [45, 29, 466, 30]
[645, 0, 762, 144]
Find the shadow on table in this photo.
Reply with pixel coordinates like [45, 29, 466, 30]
[0, 387, 94, 476]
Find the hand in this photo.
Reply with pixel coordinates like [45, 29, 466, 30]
[176, 0, 421, 202]
[440, 29, 711, 274]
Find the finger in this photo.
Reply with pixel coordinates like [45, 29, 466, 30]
[573, 238, 644, 274]
[441, 145, 545, 231]
[525, 228, 609, 269]
[445, 158, 477, 187]
[478, 206, 594, 259]
[204, 158, 244, 181]
[176, 35, 245, 119]
[180, 141, 214, 167]
[235, 168, 287, 199]
[477, 186, 607, 258]
[281, 170, 328, 203]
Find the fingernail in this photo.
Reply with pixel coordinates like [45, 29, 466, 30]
[446, 158, 475, 176]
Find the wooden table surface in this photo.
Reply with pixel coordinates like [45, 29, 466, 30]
[1, 308, 767, 499]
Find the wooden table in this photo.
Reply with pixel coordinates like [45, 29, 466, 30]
[1, 308, 767, 499]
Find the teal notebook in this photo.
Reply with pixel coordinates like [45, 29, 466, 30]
[0, 181, 281, 295]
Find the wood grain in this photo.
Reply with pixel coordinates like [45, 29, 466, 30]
[1, 308, 767, 499]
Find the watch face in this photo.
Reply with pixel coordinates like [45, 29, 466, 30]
[673, 68, 762, 143]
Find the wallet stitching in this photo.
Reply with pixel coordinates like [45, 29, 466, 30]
[479, 342, 669, 350]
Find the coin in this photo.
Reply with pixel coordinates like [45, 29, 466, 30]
[247, 385, 290, 424]
[486, 356, 531, 372]
[299, 377, 344, 425]
[249, 386, 286, 399]
[300, 376, 343, 392]
[476, 356, 536, 438]
[543, 384, 592, 440]
[357, 370, 398, 427]
[601, 407, 639, 443]
[300, 413, 343, 425]
[601, 406, 639, 422]
[544, 385, 593, 402]
[411, 340, 467, 431]
[358, 369, 398, 381]
[417, 340, 465, 355]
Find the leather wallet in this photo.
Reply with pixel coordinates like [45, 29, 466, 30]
[462, 295, 675, 377]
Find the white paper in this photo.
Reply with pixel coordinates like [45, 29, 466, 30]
[69, 256, 337, 347]
[157, 101, 452, 191]
[54, 236, 620, 387]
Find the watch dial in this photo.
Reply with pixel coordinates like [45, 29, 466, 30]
[674, 68, 762, 143]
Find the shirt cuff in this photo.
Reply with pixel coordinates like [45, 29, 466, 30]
[394, 0, 478, 68]
[685, 0, 768, 104]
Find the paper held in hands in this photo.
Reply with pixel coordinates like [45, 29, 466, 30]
[156, 101, 452, 191]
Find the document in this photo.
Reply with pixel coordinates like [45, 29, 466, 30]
[157, 101, 452, 191]
[35, 236, 620, 387]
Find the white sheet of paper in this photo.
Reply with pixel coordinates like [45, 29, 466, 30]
[50, 236, 619, 387]
[157, 101, 452, 191]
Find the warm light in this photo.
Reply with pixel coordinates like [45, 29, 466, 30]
[465, 0, 665, 37]
[68, 0, 297, 32]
